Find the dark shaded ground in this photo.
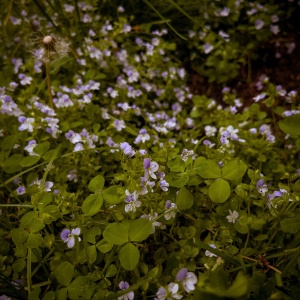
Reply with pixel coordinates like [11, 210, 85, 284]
[189, 5, 300, 105]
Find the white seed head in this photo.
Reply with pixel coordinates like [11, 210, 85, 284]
[43, 35, 54, 45]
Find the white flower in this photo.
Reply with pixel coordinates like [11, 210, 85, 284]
[141, 212, 161, 234]
[205, 244, 217, 257]
[165, 200, 177, 220]
[176, 268, 197, 293]
[124, 190, 141, 213]
[18, 117, 35, 132]
[24, 140, 39, 156]
[226, 210, 239, 223]
[156, 283, 182, 300]
[204, 125, 217, 137]
[114, 119, 126, 131]
[143, 158, 159, 181]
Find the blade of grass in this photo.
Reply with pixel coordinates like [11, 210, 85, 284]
[32, 0, 58, 29]
[142, 0, 187, 40]
[165, 0, 202, 26]
[195, 240, 241, 267]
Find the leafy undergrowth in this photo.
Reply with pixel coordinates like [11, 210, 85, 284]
[0, 1, 300, 300]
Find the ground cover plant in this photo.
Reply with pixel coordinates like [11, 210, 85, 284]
[1, 0, 300, 299]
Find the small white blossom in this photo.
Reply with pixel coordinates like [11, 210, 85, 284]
[226, 210, 239, 223]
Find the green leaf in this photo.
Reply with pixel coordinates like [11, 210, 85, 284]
[280, 216, 300, 233]
[129, 219, 152, 242]
[167, 156, 186, 172]
[278, 114, 300, 136]
[209, 179, 231, 203]
[42, 149, 57, 161]
[234, 211, 249, 234]
[1, 135, 18, 150]
[26, 233, 43, 248]
[254, 234, 269, 241]
[96, 242, 113, 253]
[106, 264, 117, 278]
[11, 228, 29, 245]
[87, 245, 97, 264]
[39, 205, 60, 224]
[12, 258, 26, 272]
[165, 172, 189, 188]
[226, 271, 249, 297]
[20, 211, 45, 233]
[21, 155, 41, 167]
[194, 159, 221, 179]
[88, 175, 105, 193]
[3, 154, 23, 173]
[34, 142, 50, 156]
[119, 243, 140, 271]
[103, 186, 122, 204]
[222, 159, 247, 181]
[55, 261, 74, 286]
[82, 194, 103, 216]
[42, 291, 55, 300]
[86, 227, 101, 244]
[176, 186, 194, 210]
[55, 288, 68, 300]
[68, 276, 94, 300]
[103, 223, 129, 245]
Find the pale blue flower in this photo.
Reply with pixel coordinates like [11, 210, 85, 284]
[118, 281, 134, 300]
[156, 283, 182, 299]
[176, 268, 197, 293]
[60, 228, 81, 248]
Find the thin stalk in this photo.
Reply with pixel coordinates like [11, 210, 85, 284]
[0, 204, 33, 208]
[3, 0, 13, 28]
[45, 61, 53, 108]
[27, 248, 32, 293]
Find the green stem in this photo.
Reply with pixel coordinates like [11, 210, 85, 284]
[0, 204, 33, 208]
[27, 248, 32, 293]
[45, 61, 53, 108]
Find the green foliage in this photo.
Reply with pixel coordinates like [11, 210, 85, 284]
[0, 0, 299, 299]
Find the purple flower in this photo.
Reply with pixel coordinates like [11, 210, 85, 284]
[164, 200, 177, 220]
[255, 19, 264, 30]
[120, 142, 135, 157]
[16, 186, 26, 195]
[203, 43, 214, 54]
[134, 129, 150, 144]
[67, 170, 78, 182]
[18, 73, 32, 85]
[203, 140, 215, 148]
[118, 281, 134, 300]
[18, 116, 35, 132]
[74, 143, 84, 152]
[60, 228, 81, 248]
[181, 149, 194, 162]
[65, 130, 82, 144]
[114, 119, 126, 131]
[156, 283, 182, 300]
[143, 158, 159, 181]
[256, 179, 265, 188]
[24, 140, 38, 156]
[176, 268, 197, 293]
[160, 179, 169, 191]
[141, 212, 161, 234]
[12, 58, 23, 74]
[125, 190, 141, 213]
